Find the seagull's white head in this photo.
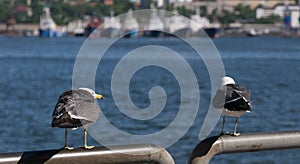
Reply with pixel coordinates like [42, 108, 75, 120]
[220, 76, 235, 87]
[79, 88, 104, 99]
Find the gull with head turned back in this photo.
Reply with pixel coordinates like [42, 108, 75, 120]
[212, 76, 252, 136]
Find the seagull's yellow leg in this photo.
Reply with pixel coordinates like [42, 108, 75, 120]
[64, 128, 74, 150]
[233, 117, 240, 136]
[83, 128, 94, 149]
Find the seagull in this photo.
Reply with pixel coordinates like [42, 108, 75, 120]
[51, 88, 104, 149]
[212, 76, 252, 136]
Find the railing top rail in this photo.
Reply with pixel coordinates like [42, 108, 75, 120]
[189, 131, 300, 164]
[0, 144, 175, 164]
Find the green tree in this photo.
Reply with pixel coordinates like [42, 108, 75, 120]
[176, 6, 194, 18]
[217, 4, 256, 24]
[234, 4, 255, 20]
[0, 0, 139, 25]
[30, 1, 43, 23]
[0, 1, 11, 22]
[164, 4, 174, 11]
[219, 10, 236, 24]
[111, 0, 135, 16]
[256, 15, 282, 24]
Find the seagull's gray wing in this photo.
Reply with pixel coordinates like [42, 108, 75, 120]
[51, 89, 100, 128]
[212, 89, 226, 109]
[73, 99, 100, 123]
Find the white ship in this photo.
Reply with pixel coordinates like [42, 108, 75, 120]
[166, 10, 190, 37]
[143, 7, 164, 37]
[122, 9, 139, 38]
[190, 7, 220, 38]
[102, 11, 121, 38]
[39, 7, 66, 37]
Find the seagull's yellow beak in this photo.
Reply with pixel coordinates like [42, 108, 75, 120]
[95, 94, 104, 99]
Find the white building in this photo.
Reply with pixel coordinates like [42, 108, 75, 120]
[256, 5, 300, 18]
[256, 5, 300, 28]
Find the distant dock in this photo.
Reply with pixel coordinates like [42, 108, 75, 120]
[0, 23, 39, 36]
[0, 23, 298, 38]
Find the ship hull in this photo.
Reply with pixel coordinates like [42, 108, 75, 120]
[39, 29, 66, 37]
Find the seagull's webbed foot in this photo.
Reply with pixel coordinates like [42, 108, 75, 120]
[232, 132, 240, 136]
[220, 131, 231, 136]
[80, 145, 95, 150]
[64, 146, 74, 150]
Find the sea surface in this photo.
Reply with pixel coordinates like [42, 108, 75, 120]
[0, 36, 299, 164]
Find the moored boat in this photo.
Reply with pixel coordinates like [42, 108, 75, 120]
[39, 7, 66, 37]
[190, 7, 220, 38]
[143, 8, 164, 37]
[102, 11, 121, 38]
[122, 9, 139, 38]
[167, 10, 190, 37]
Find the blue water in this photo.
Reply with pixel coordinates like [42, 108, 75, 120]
[0, 36, 299, 163]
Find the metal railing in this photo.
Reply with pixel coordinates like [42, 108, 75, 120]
[189, 131, 300, 164]
[2, 131, 300, 164]
[0, 144, 174, 164]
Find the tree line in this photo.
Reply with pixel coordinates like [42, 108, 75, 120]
[0, 0, 284, 25]
[0, 0, 135, 25]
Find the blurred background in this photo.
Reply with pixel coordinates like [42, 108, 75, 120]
[0, 0, 300, 164]
[0, 0, 300, 38]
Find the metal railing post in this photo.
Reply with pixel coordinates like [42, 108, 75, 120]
[189, 131, 300, 164]
[0, 144, 174, 164]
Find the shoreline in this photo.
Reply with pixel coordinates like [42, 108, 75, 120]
[1, 23, 299, 38]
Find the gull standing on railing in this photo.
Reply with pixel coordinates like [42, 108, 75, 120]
[51, 88, 104, 149]
[212, 76, 252, 136]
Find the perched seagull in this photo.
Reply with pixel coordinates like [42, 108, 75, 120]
[212, 76, 252, 136]
[51, 88, 104, 149]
